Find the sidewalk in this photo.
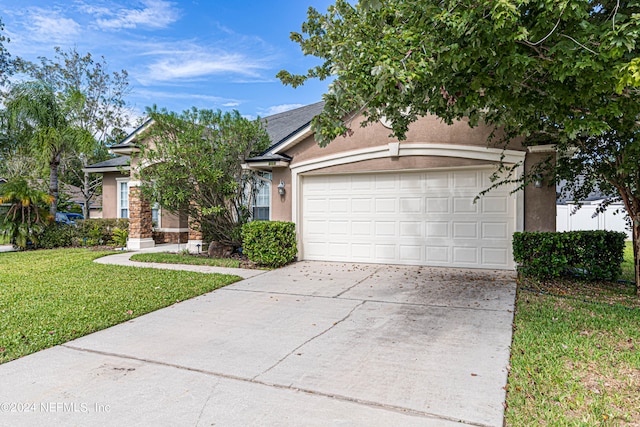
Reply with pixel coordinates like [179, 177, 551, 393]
[94, 244, 266, 279]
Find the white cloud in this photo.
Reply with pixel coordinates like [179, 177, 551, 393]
[90, 0, 180, 30]
[143, 52, 270, 83]
[261, 104, 304, 116]
[132, 88, 240, 107]
[28, 9, 82, 43]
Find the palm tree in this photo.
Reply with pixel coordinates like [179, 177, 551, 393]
[4, 81, 92, 216]
[0, 177, 51, 249]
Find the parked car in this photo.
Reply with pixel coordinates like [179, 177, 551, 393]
[55, 212, 84, 225]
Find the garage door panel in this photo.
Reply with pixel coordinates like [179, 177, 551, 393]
[482, 222, 508, 239]
[453, 247, 478, 264]
[301, 169, 516, 269]
[352, 221, 372, 236]
[426, 222, 449, 238]
[426, 198, 449, 213]
[453, 197, 478, 213]
[453, 222, 478, 239]
[426, 246, 450, 263]
[399, 221, 423, 237]
[482, 196, 509, 214]
[426, 172, 449, 189]
[374, 221, 396, 237]
[453, 171, 478, 188]
[399, 245, 422, 261]
[399, 197, 422, 213]
[375, 244, 396, 260]
[482, 248, 509, 266]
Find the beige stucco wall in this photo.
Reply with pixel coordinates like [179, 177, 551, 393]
[524, 151, 557, 231]
[160, 210, 187, 229]
[101, 171, 129, 219]
[286, 115, 523, 166]
[271, 168, 292, 221]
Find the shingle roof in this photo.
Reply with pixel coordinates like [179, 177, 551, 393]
[261, 101, 325, 152]
[85, 156, 131, 169]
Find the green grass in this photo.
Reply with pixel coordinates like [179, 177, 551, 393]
[506, 243, 640, 426]
[0, 234, 8, 245]
[621, 241, 635, 283]
[130, 252, 241, 268]
[0, 248, 241, 364]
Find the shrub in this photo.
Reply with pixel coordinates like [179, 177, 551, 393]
[76, 218, 129, 245]
[513, 231, 627, 281]
[111, 227, 128, 247]
[38, 223, 78, 249]
[241, 221, 297, 267]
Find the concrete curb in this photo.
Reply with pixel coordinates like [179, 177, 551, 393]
[94, 244, 267, 279]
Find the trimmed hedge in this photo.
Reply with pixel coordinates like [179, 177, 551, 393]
[513, 231, 627, 281]
[37, 218, 130, 249]
[241, 221, 297, 267]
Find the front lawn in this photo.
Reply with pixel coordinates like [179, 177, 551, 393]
[506, 242, 640, 425]
[0, 249, 241, 364]
[130, 252, 241, 268]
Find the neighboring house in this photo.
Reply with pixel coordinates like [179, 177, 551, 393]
[556, 179, 631, 239]
[88, 102, 556, 270]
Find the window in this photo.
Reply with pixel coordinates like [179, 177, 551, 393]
[152, 204, 160, 228]
[116, 178, 129, 219]
[252, 173, 271, 221]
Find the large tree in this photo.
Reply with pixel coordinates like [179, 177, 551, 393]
[278, 0, 640, 292]
[17, 47, 131, 218]
[0, 17, 14, 84]
[137, 107, 271, 247]
[3, 81, 92, 216]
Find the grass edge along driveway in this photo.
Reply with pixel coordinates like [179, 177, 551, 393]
[0, 248, 241, 364]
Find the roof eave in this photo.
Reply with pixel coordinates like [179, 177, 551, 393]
[271, 124, 313, 155]
[242, 160, 290, 171]
[82, 166, 131, 174]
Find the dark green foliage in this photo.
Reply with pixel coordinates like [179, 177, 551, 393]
[513, 231, 627, 281]
[0, 177, 51, 249]
[76, 218, 129, 246]
[38, 223, 76, 249]
[37, 218, 129, 248]
[241, 221, 297, 267]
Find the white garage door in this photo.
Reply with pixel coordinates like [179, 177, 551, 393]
[301, 169, 517, 269]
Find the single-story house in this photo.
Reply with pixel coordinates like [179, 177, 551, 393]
[87, 102, 556, 270]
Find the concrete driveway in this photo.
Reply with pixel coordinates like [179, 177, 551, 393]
[0, 261, 516, 427]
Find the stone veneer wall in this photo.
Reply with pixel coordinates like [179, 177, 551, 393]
[128, 186, 153, 239]
[152, 231, 189, 244]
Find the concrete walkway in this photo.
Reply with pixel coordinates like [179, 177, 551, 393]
[0, 258, 516, 426]
[95, 244, 266, 279]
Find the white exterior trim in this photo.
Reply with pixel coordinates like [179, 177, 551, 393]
[290, 143, 525, 175]
[116, 177, 130, 219]
[527, 144, 556, 153]
[154, 227, 189, 233]
[272, 125, 313, 155]
[127, 238, 155, 250]
[82, 166, 131, 173]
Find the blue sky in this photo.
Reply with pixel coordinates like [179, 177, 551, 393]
[0, 0, 335, 121]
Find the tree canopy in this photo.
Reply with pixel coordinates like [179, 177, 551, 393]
[0, 18, 14, 84]
[279, 0, 640, 292]
[137, 107, 271, 247]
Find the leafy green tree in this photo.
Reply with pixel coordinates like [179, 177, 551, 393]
[137, 107, 271, 247]
[279, 0, 640, 293]
[0, 177, 51, 249]
[17, 47, 131, 218]
[3, 81, 93, 216]
[0, 17, 14, 84]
